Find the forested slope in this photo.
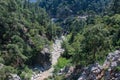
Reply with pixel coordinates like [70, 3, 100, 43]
[0, 0, 61, 79]
[39, 0, 113, 18]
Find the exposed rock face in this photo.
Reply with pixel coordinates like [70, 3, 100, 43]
[35, 47, 51, 71]
[78, 63, 103, 80]
[78, 50, 120, 80]
[103, 50, 120, 80]
[41, 46, 50, 54]
[31, 47, 52, 80]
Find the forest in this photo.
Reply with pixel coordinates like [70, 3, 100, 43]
[0, 0, 120, 80]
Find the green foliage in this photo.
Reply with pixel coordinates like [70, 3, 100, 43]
[54, 75, 65, 80]
[62, 14, 120, 66]
[61, 16, 87, 40]
[20, 66, 33, 80]
[112, 0, 120, 14]
[39, 0, 113, 18]
[47, 75, 65, 80]
[0, 0, 62, 79]
[82, 24, 112, 62]
[104, 14, 120, 48]
[57, 57, 69, 68]
[54, 57, 70, 73]
[62, 40, 75, 58]
[114, 66, 120, 72]
[0, 65, 17, 80]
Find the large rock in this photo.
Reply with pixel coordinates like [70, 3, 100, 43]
[8, 74, 21, 80]
[32, 45, 52, 72]
[0, 63, 4, 69]
[35, 50, 51, 71]
[41, 47, 50, 54]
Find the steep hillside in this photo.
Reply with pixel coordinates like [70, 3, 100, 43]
[0, 0, 61, 79]
[39, 0, 113, 18]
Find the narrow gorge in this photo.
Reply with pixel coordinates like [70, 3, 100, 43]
[31, 36, 65, 80]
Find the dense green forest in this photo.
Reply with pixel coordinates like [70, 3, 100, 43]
[0, 0, 120, 80]
[39, 0, 112, 18]
[0, 0, 61, 79]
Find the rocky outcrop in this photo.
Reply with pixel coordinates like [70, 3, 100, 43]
[78, 50, 120, 80]
[103, 50, 120, 80]
[33, 45, 51, 71]
[36, 49, 51, 70]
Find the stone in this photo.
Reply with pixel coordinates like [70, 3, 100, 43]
[78, 75, 86, 80]
[111, 61, 117, 67]
[41, 47, 50, 54]
[0, 63, 4, 69]
[9, 74, 21, 80]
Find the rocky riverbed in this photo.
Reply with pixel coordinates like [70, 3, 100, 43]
[31, 36, 65, 80]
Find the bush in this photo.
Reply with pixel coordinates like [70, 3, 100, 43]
[54, 57, 70, 73]
[20, 66, 32, 80]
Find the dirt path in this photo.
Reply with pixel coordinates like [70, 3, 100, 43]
[32, 36, 65, 80]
